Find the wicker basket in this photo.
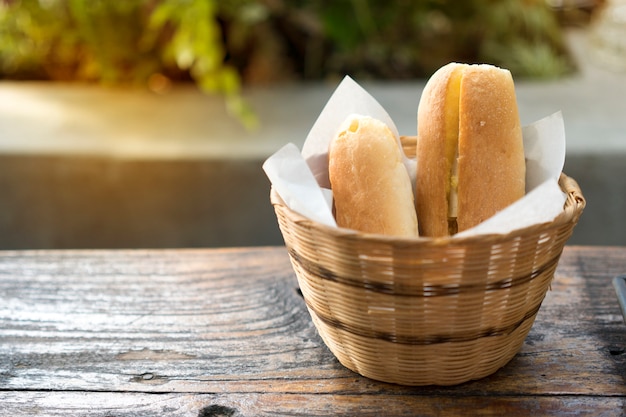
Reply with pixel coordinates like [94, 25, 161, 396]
[270, 147, 585, 385]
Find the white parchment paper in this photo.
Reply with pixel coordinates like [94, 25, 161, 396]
[263, 75, 567, 237]
[263, 142, 336, 227]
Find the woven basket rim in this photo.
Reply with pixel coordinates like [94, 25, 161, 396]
[270, 173, 585, 246]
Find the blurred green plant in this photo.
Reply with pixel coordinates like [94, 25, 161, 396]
[253, 0, 575, 80]
[0, 0, 575, 126]
[0, 0, 258, 129]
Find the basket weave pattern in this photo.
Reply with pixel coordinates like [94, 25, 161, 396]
[271, 173, 585, 386]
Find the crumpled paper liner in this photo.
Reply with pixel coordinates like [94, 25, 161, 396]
[263, 75, 567, 237]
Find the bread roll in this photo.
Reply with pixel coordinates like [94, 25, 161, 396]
[416, 62, 525, 237]
[329, 115, 418, 237]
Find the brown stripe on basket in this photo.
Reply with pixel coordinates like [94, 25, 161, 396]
[288, 248, 561, 297]
[304, 298, 544, 346]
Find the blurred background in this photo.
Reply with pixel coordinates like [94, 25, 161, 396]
[0, 0, 624, 248]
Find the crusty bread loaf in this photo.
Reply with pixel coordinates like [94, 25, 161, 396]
[416, 62, 526, 237]
[329, 115, 419, 237]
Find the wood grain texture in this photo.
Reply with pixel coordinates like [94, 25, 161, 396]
[0, 392, 623, 417]
[0, 246, 625, 416]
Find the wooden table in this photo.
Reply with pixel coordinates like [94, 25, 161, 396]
[0, 246, 624, 416]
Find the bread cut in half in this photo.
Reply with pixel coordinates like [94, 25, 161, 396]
[329, 115, 419, 237]
[416, 62, 526, 237]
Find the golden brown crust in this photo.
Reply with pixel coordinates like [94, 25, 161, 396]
[456, 65, 525, 231]
[416, 63, 464, 237]
[329, 115, 419, 237]
[416, 63, 525, 237]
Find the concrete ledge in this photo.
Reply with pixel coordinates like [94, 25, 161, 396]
[2, 67, 626, 160]
[0, 30, 624, 248]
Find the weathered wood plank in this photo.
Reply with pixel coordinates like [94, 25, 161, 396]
[0, 246, 624, 414]
[0, 391, 623, 417]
